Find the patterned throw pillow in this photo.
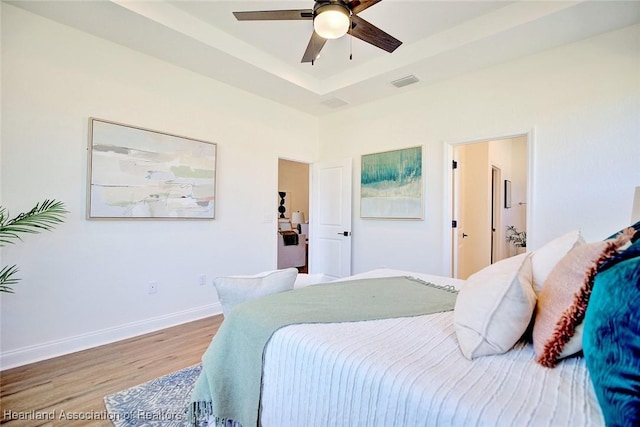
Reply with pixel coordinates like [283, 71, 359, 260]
[532, 229, 635, 367]
[599, 220, 640, 272]
[604, 219, 640, 242]
[583, 242, 640, 426]
[213, 268, 298, 316]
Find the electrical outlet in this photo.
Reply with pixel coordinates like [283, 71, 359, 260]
[199, 274, 207, 286]
[148, 281, 158, 294]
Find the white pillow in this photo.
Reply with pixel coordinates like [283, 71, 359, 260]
[213, 268, 298, 316]
[531, 229, 585, 294]
[294, 273, 332, 289]
[454, 253, 536, 360]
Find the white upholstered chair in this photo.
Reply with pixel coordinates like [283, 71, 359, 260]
[277, 232, 306, 269]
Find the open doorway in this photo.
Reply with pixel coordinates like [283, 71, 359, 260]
[277, 159, 310, 272]
[450, 135, 529, 279]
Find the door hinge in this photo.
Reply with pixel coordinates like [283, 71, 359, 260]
[452, 160, 458, 169]
[452, 220, 457, 228]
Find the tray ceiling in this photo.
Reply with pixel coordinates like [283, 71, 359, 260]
[8, 1, 640, 115]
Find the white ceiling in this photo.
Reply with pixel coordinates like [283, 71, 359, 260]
[8, 1, 640, 116]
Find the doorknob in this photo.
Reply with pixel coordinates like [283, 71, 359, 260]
[462, 233, 469, 238]
[337, 231, 351, 236]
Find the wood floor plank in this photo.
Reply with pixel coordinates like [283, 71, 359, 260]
[1, 315, 222, 426]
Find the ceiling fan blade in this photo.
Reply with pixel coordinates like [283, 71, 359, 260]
[301, 31, 328, 63]
[233, 10, 313, 21]
[346, 0, 383, 15]
[349, 15, 402, 53]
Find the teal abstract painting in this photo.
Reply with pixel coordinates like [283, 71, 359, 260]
[361, 146, 423, 219]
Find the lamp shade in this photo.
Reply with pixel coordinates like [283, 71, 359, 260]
[314, 5, 350, 39]
[292, 211, 305, 225]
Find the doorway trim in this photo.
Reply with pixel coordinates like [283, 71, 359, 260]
[491, 165, 502, 264]
[442, 128, 536, 277]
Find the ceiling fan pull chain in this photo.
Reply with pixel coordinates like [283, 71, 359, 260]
[350, 32, 353, 60]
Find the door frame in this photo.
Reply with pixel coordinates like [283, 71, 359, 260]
[491, 165, 502, 264]
[442, 128, 536, 277]
[276, 156, 353, 278]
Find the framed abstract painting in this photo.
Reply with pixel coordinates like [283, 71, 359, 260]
[87, 118, 216, 219]
[360, 146, 423, 219]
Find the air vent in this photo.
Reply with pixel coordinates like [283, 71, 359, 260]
[320, 97, 349, 108]
[391, 75, 420, 88]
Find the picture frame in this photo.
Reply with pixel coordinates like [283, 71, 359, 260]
[360, 146, 423, 219]
[504, 179, 512, 209]
[87, 118, 217, 220]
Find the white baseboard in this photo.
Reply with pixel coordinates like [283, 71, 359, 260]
[0, 303, 221, 371]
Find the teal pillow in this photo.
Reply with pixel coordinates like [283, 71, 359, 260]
[583, 252, 640, 426]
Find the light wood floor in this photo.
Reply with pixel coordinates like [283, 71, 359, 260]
[1, 315, 223, 427]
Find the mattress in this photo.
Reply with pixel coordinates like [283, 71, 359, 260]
[258, 269, 604, 426]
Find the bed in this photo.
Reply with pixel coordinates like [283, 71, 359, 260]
[259, 269, 601, 427]
[192, 222, 640, 427]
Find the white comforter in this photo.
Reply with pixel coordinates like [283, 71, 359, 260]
[259, 269, 604, 426]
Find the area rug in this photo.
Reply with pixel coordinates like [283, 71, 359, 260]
[104, 364, 203, 427]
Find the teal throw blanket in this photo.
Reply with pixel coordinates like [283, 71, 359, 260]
[190, 276, 458, 427]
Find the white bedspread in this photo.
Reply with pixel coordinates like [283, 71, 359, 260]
[259, 269, 604, 426]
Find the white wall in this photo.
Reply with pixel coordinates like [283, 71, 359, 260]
[319, 24, 640, 276]
[0, 4, 318, 368]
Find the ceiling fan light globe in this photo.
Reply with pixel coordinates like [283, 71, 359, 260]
[314, 9, 350, 39]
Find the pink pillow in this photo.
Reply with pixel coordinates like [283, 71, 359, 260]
[533, 229, 635, 367]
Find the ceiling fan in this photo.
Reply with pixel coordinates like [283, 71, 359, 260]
[233, 0, 402, 64]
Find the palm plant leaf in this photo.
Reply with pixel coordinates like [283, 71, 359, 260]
[0, 264, 19, 293]
[1, 199, 67, 293]
[0, 199, 67, 246]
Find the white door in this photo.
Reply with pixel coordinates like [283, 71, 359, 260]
[309, 158, 352, 278]
[457, 143, 492, 279]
